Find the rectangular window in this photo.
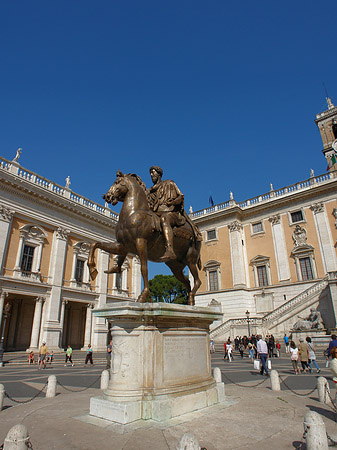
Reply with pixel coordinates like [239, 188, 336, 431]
[209, 270, 219, 291]
[257, 265, 268, 287]
[21, 245, 35, 272]
[75, 259, 85, 282]
[299, 257, 313, 281]
[115, 272, 122, 290]
[207, 229, 216, 240]
[291, 210, 304, 223]
[252, 222, 263, 233]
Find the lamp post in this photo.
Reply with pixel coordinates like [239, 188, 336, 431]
[246, 310, 251, 337]
[0, 302, 11, 367]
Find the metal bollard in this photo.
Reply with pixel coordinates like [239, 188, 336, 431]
[0, 383, 5, 411]
[303, 411, 328, 450]
[213, 367, 222, 383]
[3, 424, 30, 450]
[270, 370, 281, 391]
[317, 377, 330, 404]
[46, 375, 57, 398]
[176, 432, 201, 450]
[100, 369, 109, 390]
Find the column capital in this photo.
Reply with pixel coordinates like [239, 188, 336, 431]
[227, 220, 242, 232]
[61, 299, 69, 306]
[310, 202, 324, 214]
[268, 214, 281, 225]
[0, 290, 9, 300]
[87, 302, 94, 309]
[36, 297, 45, 304]
[0, 204, 15, 223]
[56, 227, 70, 241]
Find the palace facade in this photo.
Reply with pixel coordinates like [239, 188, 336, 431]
[0, 157, 141, 352]
[192, 100, 337, 340]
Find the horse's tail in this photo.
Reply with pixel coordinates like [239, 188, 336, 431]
[197, 255, 202, 270]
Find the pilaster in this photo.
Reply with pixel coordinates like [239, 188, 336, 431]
[28, 297, 45, 350]
[268, 214, 291, 282]
[310, 203, 337, 273]
[228, 221, 246, 287]
[0, 204, 14, 274]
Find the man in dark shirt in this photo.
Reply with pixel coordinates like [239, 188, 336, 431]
[328, 334, 337, 357]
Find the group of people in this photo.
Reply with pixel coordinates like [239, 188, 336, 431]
[222, 334, 281, 362]
[28, 343, 54, 369]
[288, 337, 320, 375]
[28, 343, 94, 368]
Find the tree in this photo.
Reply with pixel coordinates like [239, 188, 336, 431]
[148, 274, 187, 304]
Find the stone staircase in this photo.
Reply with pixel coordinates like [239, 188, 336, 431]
[211, 274, 334, 341]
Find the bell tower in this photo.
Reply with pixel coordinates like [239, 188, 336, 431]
[315, 96, 337, 171]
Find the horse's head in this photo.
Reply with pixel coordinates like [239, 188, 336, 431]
[103, 170, 129, 206]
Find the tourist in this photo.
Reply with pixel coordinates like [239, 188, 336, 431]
[329, 347, 337, 401]
[106, 340, 112, 369]
[275, 341, 281, 358]
[38, 342, 48, 370]
[28, 351, 35, 365]
[239, 342, 244, 358]
[248, 342, 255, 362]
[65, 345, 74, 367]
[46, 351, 54, 365]
[256, 335, 269, 376]
[306, 337, 320, 373]
[85, 344, 94, 366]
[328, 334, 337, 358]
[298, 338, 310, 373]
[210, 339, 215, 353]
[268, 335, 275, 358]
[284, 334, 290, 353]
[290, 341, 300, 375]
[227, 341, 233, 362]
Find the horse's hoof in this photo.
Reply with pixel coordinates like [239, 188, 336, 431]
[89, 269, 98, 281]
[188, 295, 195, 306]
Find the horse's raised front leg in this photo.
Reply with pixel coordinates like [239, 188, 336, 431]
[135, 238, 149, 303]
[88, 241, 127, 281]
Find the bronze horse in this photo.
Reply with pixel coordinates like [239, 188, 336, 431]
[87, 171, 202, 305]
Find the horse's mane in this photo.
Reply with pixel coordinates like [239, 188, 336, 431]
[126, 173, 152, 208]
[127, 174, 148, 193]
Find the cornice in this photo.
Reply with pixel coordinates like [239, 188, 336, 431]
[0, 177, 117, 233]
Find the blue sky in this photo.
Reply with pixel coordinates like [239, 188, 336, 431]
[1, 1, 336, 278]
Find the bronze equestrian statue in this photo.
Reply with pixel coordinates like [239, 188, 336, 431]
[88, 167, 202, 305]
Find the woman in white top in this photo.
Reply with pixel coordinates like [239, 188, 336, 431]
[306, 336, 320, 373]
[227, 342, 233, 362]
[290, 340, 300, 375]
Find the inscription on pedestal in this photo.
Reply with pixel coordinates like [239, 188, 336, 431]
[163, 335, 208, 382]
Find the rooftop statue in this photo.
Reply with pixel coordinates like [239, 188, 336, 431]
[292, 308, 325, 331]
[88, 167, 202, 305]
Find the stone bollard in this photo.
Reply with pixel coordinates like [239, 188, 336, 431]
[303, 411, 328, 450]
[317, 377, 330, 404]
[213, 366, 225, 401]
[100, 370, 109, 390]
[0, 383, 5, 411]
[176, 432, 200, 450]
[213, 367, 222, 383]
[270, 370, 281, 391]
[46, 375, 57, 398]
[3, 424, 30, 450]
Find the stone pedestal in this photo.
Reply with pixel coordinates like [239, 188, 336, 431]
[89, 302, 224, 424]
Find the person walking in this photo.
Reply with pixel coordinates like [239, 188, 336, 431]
[328, 334, 337, 358]
[257, 335, 269, 376]
[329, 346, 337, 401]
[284, 334, 290, 353]
[290, 341, 300, 374]
[248, 342, 255, 362]
[298, 338, 310, 373]
[227, 342, 233, 362]
[306, 337, 320, 373]
[38, 342, 48, 370]
[84, 344, 94, 366]
[65, 345, 74, 367]
[106, 340, 112, 369]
